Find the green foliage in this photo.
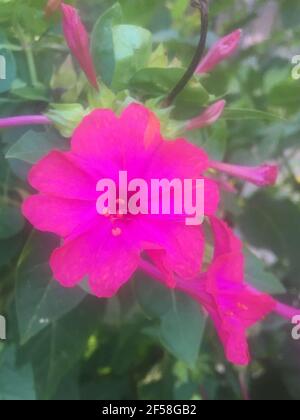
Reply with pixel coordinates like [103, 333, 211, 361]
[0, 0, 299, 401]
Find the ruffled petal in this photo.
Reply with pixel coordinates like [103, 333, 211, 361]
[71, 109, 119, 162]
[50, 219, 110, 287]
[29, 150, 97, 200]
[210, 217, 243, 258]
[88, 235, 140, 298]
[146, 138, 209, 181]
[22, 194, 96, 238]
[137, 219, 205, 281]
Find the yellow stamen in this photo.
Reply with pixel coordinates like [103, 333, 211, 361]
[112, 227, 122, 237]
[102, 208, 110, 218]
[237, 303, 248, 311]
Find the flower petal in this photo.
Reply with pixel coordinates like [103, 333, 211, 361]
[119, 103, 162, 152]
[139, 219, 205, 281]
[22, 194, 96, 238]
[88, 235, 140, 298]
[28, 150, 97, 200]
[210, 217, 243, 258]
[146, 138, 209, 180]
[196, 29, 242, 74]
[186, 100, 226, 131]
[50, 218, 110, 287]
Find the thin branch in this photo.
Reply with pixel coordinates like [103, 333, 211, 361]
[164, 0, 209, 107]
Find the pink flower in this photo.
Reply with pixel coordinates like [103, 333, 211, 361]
[61, 3, 98, 90]
[196, 29, 242, 74]
[209, 161, 279, 187]
[186, 100, 226, 131]
[177, 218, 276, 365]
[22, 104, 219, 298]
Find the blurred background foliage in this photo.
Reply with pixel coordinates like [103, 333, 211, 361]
[0, 0, 300, 400]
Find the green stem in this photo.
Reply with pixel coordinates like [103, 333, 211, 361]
[164, 0, 209, 107]
[16, 25, 39, 87]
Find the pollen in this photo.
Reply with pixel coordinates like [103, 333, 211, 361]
[112, 227, 122, 237]
[237, 302, 248, 311]
[102, 208, 110, 218]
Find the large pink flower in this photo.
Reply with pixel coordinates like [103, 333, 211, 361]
[22, 104, 219, 298]
[177, 218, 276, 365]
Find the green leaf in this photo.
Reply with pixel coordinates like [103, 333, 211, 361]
[187, 120, 228, 161]
[159, 292, 206, 367]
[239, 193, 300, 284]
[0, 205, 24, 239]
[148, 44, 168, 68]
[223, 108, 284, 121]
[111, 24, 152, 90]
[16, 232, 86, 345]
[0, 32, 17, 94]
[121, 0, 162, 26]
[129, 67, 209, 113]
[245, 251, 286, 295]
[0, 235, 23, 268]
[5, 129, 68, 164]
[11, 85, 49, 102]
[136, 276, 206, 367]
[26, 299, 101, 399]
[91, 3, 123, 86]
[0, 346, 36, 400]
[136, 276, 173, 318]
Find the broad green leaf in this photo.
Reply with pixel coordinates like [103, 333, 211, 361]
[245, 251, 286, 295]
[6, 129, 68, 164]
[148, 44, 168, 68]
[136, 275, 206, 367]
[129, 67, 209, 114]
[121, 0, 162, 26]
[0, 204, 24, 239]
[159, 292, 206, 367]
[25, 299, 101, 399]
[91, 3, 123, 86]
[135, 276, 173, 318]
[268, 80, 300, 112]
[0, 345, 36, 400]
[223, 108, 284, 122]
[16, 232, 86, 345]
[187, 120, 228, 161]
[239, 193, 300, 284]
[111, 24, 152, 90]
[0, 235, 23, 268]
[11, 85, 49, 102]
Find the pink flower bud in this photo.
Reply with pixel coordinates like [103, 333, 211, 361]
[186, 100, 226, 131]
[209, 161, 279, 187]
[61, 3, 99, 90]
[196, 29, 242, 74]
